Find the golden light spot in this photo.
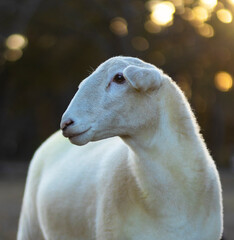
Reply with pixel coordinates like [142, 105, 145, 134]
[227, 0, 234, 5]
[184, 0, 194, 5]
[147, 0, 182, 10]
[145, 0, 157, 11]
[216, 1, 224, 9]
[171, 0, 184, 8]
[144, 20, 161, 33]
[150, 1, 175, 26]
[197, 23, 214, 38]
[131, 37, 149, 51]
[214, 71, 233, 92]
[216, 9, 233, 23]
[4, 49, 23, 62]
[193, 6, 209, 22]
[182, 8, 195, 21]
[5, 34, 28, 50]
[109, 17, 128, 36]
[200, 0, 217, 9]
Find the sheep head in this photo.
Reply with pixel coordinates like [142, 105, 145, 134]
[60, 56, 165, 146]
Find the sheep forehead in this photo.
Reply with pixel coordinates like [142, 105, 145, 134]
[81, 56, 161, 88]
[81, 58, 127, 86]
[96, 56, 152, 74]
[95, 58, 126, 74]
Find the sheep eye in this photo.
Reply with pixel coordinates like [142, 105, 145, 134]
[113, 73, 126, 84]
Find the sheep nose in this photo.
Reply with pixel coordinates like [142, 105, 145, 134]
[60, 118, 74, 131]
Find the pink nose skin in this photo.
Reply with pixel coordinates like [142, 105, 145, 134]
[61, 118, 74, 131]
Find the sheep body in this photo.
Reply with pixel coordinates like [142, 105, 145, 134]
[18, 56, 223, 240]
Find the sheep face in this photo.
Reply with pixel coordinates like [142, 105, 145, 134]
[60, 56, 163, 146]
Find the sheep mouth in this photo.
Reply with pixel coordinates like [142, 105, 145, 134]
[67, 127, 92, 139]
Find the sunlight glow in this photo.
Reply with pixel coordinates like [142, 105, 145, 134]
[109, 17, 128, 36]
[193, 6, 209, 22]
[216, 9, 233, 23]
[184, 0, 194, 4]
[150, 1, 175, 26]
[5, 34, 28, 50]
[214, 71, 233, 92]
[171, 0, 184, 8]
[200, 0, 217, 9]
[197, 23, 214, 37]
[182, 7, 195, 21]
[227, 0, 234, 5]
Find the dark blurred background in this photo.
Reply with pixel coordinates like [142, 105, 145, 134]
[0, 0, 233, 239]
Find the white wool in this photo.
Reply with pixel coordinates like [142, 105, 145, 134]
[17, 56, 223, 240]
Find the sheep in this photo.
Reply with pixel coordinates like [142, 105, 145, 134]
[17, 56, 223, 240]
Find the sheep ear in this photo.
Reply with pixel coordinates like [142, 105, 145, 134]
[123, 65, 163, 92]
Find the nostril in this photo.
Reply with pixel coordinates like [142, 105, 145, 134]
[61, 118, 74, 131]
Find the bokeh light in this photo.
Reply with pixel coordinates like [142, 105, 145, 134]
[214, 71, 233, 92]
[227, 0, 234, 5]
[193, 6, 209, 22]
[5, 34, 28, 50]
[131, 36, 149, 51]
[216, 9, 233, 23]
[182, 7, 195, 21]
[150, 1, 175, 26]
[109, 17, 128, 36]
[197, 23, 214, 37]
[200, 0, 217, 9]
[171, 0, 184, 8]
[4, 49, 23, 62]
[144, 20, 161, 33]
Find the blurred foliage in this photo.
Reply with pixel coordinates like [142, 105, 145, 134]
[0, 0, 233, 166]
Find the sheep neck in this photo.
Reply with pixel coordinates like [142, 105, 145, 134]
[121, 80, 208, 216]
[123, 78, 205, 168]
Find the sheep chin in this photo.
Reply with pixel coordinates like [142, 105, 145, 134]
[68, 128, 93, 146]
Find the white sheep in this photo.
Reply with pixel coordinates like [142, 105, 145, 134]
[17, 56, 223, 240]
